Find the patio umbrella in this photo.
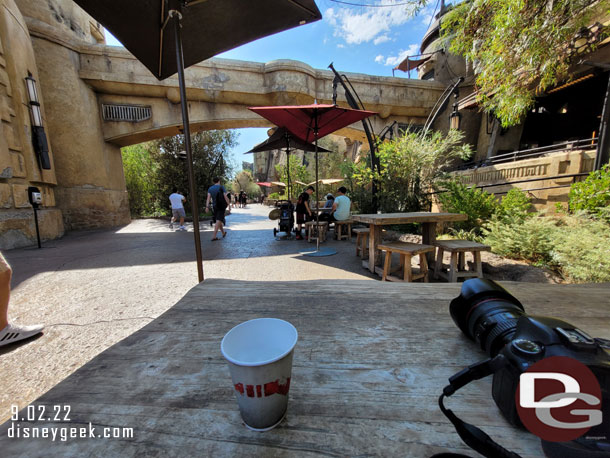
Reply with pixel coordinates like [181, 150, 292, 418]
[73, 0, 322, 282]
[256, 182, 273, 188]
[246, 127, 330, 200]
[249, 103, 376, 255]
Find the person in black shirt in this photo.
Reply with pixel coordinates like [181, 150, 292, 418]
[295, 185, 314, 240]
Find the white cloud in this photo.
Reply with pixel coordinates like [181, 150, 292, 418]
[324, 1, 414, 45]
[373, 35, 391, 45]
[337, 43, 345, 49]
[384, 43, 419, 67]
[374, 54, 385, 63]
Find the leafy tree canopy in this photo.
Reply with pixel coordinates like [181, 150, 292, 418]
[440, 0, 609, 127]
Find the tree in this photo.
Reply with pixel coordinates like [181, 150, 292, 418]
[147, 130, 236, 215]
[275, 154, 311, 198]
[233, 170, 261, 197]
[350, 129, 472, 213]
[121, 143, 158, 216]
[441, 0, 608, 127]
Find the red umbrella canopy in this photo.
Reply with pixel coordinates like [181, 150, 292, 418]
[248, 104, 377, 143]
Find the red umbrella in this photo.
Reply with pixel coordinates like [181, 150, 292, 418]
[248, 104, 376, 144]
[249, 103, 377, 254]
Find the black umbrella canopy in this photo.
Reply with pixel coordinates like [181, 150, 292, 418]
[73, 0, 322, 80]
[246, 128, 331, 154]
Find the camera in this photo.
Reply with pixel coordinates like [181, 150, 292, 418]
[449, 278, 610, 456]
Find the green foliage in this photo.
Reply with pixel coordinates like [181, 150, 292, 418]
[484, 215, 557, 263]
[121, 130, 236, 217]
[436, 179, 498, 233]
[568, 165, 610, 222]
[268, 192, 283, 199]
[498, 188, 533, 221]
[439, 228, 485, 243]
[441, 0, 607, 127]
[550, 215, 610, 283]
[121, 144, 159, 216]
[275, 154, 311, 199]
[484, 212, 610, 282]
[351, 129, 472, 213]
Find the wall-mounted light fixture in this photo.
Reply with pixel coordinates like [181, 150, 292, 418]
[25, 74, 51, 170]
[449, 103, 461, 130]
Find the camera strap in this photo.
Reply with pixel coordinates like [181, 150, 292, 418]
[439, 355, 523, 458]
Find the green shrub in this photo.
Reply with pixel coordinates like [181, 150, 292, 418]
[436, 180, 499, 233]
[498, 188, 533, 221]
[483, 215, 556, 263]
[268, 192, 283, 199]
[550, 215, 610, 283]
[484, 212, 610, 283]
[568, 165, 610, 221]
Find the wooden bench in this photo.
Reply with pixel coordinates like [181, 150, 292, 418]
[334, 219, 353, 241]
[353, 227, 369, 258]
[305, 221, 328, 243]
[433, 240, 491, 282]
[378, 242, 435, 282]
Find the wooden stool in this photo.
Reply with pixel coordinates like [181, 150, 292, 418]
[334, 219, 353, 241]
[305, 221, 328, 243]
[353, 227, 369, 258]
[378, 242, 435, 282]
[433, 240, 491, 282]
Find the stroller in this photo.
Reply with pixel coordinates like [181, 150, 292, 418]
[273, 200, 295, 237]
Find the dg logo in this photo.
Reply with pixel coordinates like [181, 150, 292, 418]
[516, 356, 603, 442]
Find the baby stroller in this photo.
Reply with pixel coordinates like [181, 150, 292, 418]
[273, 200, 294, 237]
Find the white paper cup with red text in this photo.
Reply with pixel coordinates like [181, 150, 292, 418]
[221, 318, 298, 431]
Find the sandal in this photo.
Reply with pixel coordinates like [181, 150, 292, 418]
[211, 237, 220, 241]
[222, 230, 227, 238]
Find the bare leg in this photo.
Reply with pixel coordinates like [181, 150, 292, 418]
[0, 266, 10, 330]
[179, 216, 185, 227]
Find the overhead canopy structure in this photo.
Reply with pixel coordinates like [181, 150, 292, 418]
[307, 178, 344, 186]
[73, 0, 321, 282]
[73, 0, 322, 80]
[270, 181, 286, 187]
[246, 127, 330, 200]
[393, 54, 432, 74]
[256, 182, 273, 187]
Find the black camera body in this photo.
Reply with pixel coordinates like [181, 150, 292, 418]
[450, 279, 610, 450]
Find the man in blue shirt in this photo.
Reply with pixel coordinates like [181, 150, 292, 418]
[205, 177, 230, 241]
[330, 186, 351, 222]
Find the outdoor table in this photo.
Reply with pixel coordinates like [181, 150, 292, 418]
[352, 212, 468, 274]
[3, 280, 608, 456]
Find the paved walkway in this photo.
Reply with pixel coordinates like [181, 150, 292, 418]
[0, 204, 374, 422]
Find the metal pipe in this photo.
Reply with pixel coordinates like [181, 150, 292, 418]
[172, 9, 204, 282]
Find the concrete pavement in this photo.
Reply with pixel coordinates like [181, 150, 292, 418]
[0, 204, 375, 423]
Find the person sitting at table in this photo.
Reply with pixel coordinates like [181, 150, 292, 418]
[323, 193, 334, 210]
[320, 187, 350, 223]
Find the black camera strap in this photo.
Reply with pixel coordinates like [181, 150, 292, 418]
[439, 355, 523, 458]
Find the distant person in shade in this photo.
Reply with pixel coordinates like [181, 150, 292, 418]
[295, 185, 314, 240]
[0, 252, 43, 347]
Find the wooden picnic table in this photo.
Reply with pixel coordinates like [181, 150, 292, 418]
[352, 212, 468, 274]
[2, 280, 608, 456]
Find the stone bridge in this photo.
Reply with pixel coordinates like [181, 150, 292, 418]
[79, 45, 445, 147]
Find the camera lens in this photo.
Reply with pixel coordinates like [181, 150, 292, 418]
[450, 279, 525, 356]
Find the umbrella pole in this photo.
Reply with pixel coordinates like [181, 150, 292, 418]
[314, 117, 320, 251]
[172, 9, 204, 282]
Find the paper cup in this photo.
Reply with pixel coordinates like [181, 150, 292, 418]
[221, 318, 298, 431]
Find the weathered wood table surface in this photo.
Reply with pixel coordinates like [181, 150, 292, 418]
[1, 280, 609, 457]
[352, 212, 468, 274]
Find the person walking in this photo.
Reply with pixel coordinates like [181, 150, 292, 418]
[295, 185, 314, 240]
[205, 177, 230, 241]
[169, 187, 187, 231]
[0, 251, 43, 347]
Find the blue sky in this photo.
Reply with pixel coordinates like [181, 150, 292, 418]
[105, 0, 446, 172]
